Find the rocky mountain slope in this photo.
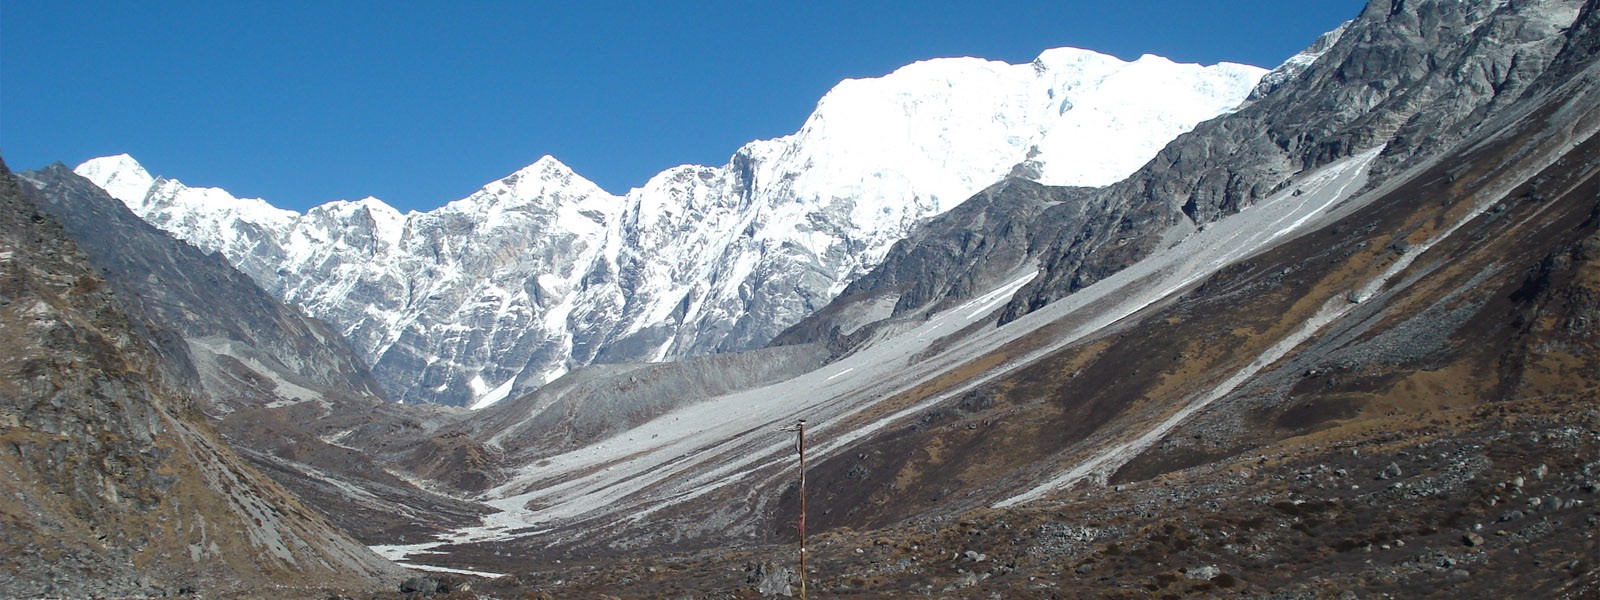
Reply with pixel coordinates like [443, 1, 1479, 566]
[1003, 0, 1595, 321]
[20, 164, 385, 415]
[77, 49, 1265, 406]
[786, 0, 1594, 345]
[343, 1, 1600, 598]
[0, 158, 407, 597]
[17, 165, 491, 549]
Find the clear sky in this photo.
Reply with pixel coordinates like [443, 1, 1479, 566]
[2, 1, 1366, 213]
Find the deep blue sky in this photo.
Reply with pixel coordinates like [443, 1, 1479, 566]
[3, 1, 1366, 212]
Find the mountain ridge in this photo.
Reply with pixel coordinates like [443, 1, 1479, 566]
[77, 47, 1266, 406]
[781, 0, 1593, 348]
[17, 164, 495, 550]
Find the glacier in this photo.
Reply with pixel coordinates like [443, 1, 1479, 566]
[78, 47, 1266, 407]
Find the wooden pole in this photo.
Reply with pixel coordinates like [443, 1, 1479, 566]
[797, 419, 807, 600]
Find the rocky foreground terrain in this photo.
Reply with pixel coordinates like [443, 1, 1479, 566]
[461, 398, 1600, 598]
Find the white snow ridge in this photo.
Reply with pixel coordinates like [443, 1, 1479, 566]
[76, 47, 1267, 407]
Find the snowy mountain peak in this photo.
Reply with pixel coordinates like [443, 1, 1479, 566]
[509, 155, 587, 188]
[445, 154, 614, 216]
[1034, 46, 1119, 65]
[77, 45, 1268, 407]
[308, 195, 398, 216]
[352, 196, 404, 220]
[530, 153, 571, 172]
[302, 197, 407, 249]
[74, 153, 155, 208]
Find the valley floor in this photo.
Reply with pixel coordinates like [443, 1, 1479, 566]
[356, 388, 1599, 599]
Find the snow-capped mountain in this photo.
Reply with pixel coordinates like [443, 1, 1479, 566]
[78, 47, 1266, 407]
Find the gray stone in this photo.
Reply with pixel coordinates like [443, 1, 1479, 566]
[748, 562, 796, 597]
[400, 577, 441, 594]
[1379, 462, 1403, 480]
